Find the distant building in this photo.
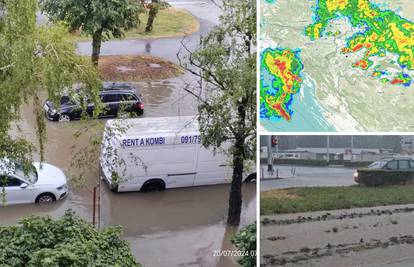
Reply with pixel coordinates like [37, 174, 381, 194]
[276, 147, 394, 162]
[401, 136, 414, 154]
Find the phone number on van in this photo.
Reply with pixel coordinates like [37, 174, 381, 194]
[181, 135, 201, 144]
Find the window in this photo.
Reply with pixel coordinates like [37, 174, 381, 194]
[368, 160, 387, 169]
[0, 176, 22, 187]
[60, 96, 71, 104]
[386, 160, 398, 170]
[120, 94, 137, 101]
[399, 160, 410, 169]
[410, 160, 414, 168]
[101, 94, 120, 103]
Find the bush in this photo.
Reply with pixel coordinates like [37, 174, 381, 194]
[231, 223, 256, 267]
[357, 169, 414, 186]
[0, 210, 139, 267]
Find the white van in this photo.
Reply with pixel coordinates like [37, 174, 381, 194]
[99, 116, 256, 192]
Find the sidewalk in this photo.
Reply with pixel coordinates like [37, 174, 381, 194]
[261, 204, 414, 267]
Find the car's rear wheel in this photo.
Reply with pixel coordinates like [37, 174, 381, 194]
[35, 193, 56, 203]
[58, 114, 71, 122]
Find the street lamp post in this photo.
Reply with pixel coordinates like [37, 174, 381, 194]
[267, 135, 273, 173]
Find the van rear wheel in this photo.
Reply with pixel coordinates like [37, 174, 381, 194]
[244, 173, 256, 183]
[141, 181, 164, 192]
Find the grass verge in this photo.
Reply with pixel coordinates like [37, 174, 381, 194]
[261, 185, 414, 215]
[71, 8, 199, 42]
[97, 55, 183, 81]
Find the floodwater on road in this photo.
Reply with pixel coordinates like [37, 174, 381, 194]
[1, 73, 256, 267]
[136, 72, 200, 118]
[260, 165, 357, 191]
[0, 183, 255, 267]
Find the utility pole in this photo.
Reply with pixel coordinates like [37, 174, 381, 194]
[326, 135, 330, 165]
[350, 135, 354, 161]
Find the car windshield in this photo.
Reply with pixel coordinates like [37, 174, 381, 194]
[368, 160, 388, 169]
[14, 163, 38, 184]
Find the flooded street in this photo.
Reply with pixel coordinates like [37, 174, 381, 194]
[3, 2, 257, 266]
[1, 74, 256, 267]
[1, 183, 255, 267]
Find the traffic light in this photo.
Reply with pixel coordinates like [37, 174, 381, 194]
[271, 136, 278, 147]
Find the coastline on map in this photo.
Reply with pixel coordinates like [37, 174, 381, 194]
[260, 72, 337, 132]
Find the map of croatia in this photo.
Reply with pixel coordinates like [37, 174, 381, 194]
[260, 0, 414, 132]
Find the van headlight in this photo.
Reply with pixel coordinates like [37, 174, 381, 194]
[353, 172, 358, 178]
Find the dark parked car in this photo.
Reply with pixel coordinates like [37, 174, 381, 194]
[354, 157, 414, 183]
[44, 82, 144, 122]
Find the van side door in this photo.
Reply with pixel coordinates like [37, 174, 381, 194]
[163, 144, 198, 188]
[194, 146, 232, 186]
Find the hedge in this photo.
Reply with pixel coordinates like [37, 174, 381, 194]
[0, 210, 139, 267]
[357, 169, 414, 186]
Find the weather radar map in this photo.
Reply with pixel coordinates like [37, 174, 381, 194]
[260, 0, 414, 132]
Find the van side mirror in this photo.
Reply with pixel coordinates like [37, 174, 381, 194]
[20, 183, 28, 189]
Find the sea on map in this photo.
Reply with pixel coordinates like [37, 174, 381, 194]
[260, 0, 414, 132]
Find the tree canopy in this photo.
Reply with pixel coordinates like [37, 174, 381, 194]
[179, 0, 256, 226]
[0, 0, 101, 164]
[40, 0, 143, 65]
[0, 210, 138, 266]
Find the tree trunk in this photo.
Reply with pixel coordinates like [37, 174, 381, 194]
[91, 29, 103, 67]
[145, 0, 159, 32]
[227, 105, 246, 226]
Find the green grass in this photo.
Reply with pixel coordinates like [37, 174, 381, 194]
[70, 8, 199, 42]
[261, 185, 414, 215]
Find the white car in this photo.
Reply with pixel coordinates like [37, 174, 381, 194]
[0, 160, 68, 205]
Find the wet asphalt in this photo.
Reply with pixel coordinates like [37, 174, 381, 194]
[261, 165, 357, 191]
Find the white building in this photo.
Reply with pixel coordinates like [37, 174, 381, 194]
[276, 147, 392, 162]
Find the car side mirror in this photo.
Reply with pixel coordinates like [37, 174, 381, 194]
[20, 183, 28, 189]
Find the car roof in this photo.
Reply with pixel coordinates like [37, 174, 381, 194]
[102, 82, 137, 91]
[380, 157, 414, 161]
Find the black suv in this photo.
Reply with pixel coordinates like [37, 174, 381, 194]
[44, 82, 144, 122]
